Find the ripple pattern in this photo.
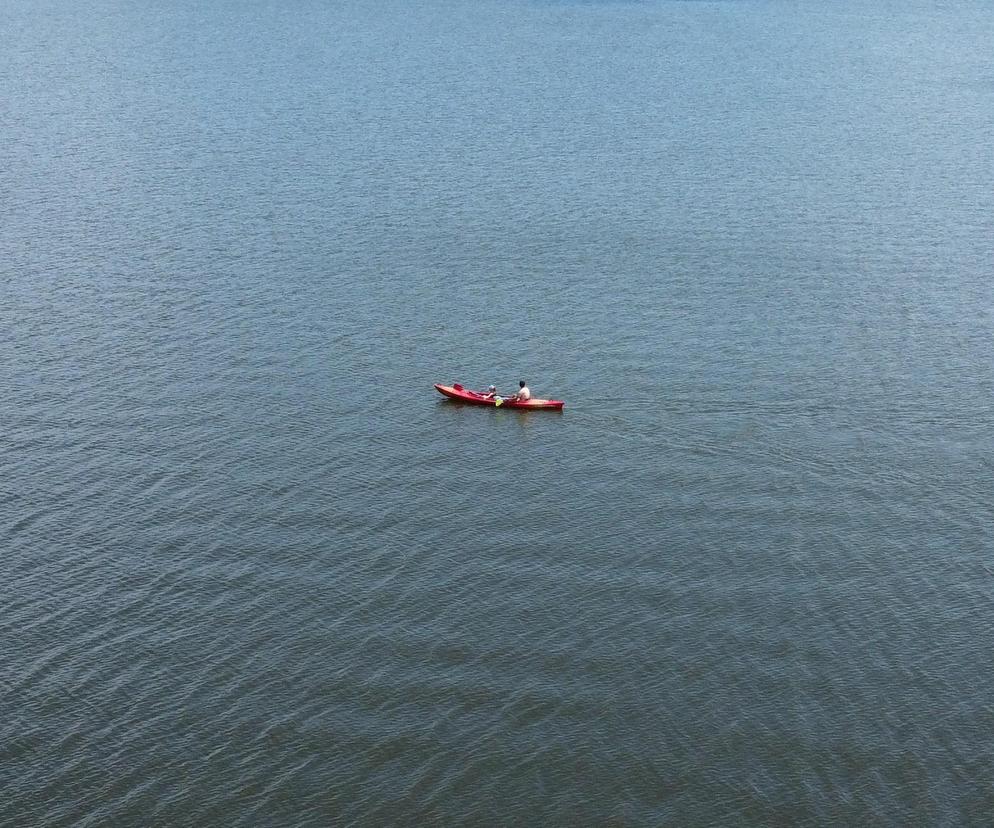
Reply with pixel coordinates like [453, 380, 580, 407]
[4, 0, 994, 824]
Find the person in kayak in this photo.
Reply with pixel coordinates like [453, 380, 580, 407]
[480, 384, 498, 400]
[508, 380, 531, 402]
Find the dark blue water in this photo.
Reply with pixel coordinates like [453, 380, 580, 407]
[4, 0, 994, 824]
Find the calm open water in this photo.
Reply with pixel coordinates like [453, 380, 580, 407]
[3, 0, 994, 824]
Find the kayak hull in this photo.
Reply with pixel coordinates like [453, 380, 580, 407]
[434, 383, 564, 411]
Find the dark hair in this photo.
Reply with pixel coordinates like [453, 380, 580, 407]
[519, 380, 526, 388]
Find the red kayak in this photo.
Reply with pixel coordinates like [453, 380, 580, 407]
[434, 383, 564, 411]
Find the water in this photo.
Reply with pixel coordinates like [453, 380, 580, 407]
[3, 0, 994, 824]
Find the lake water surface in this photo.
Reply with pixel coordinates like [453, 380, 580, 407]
[3, 0, 994, 824]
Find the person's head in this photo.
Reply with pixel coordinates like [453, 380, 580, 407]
[519, 380, 527, 388]
[488, 385, 496, 392]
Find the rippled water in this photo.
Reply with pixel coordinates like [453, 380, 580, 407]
[4, 0, 994, 824]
